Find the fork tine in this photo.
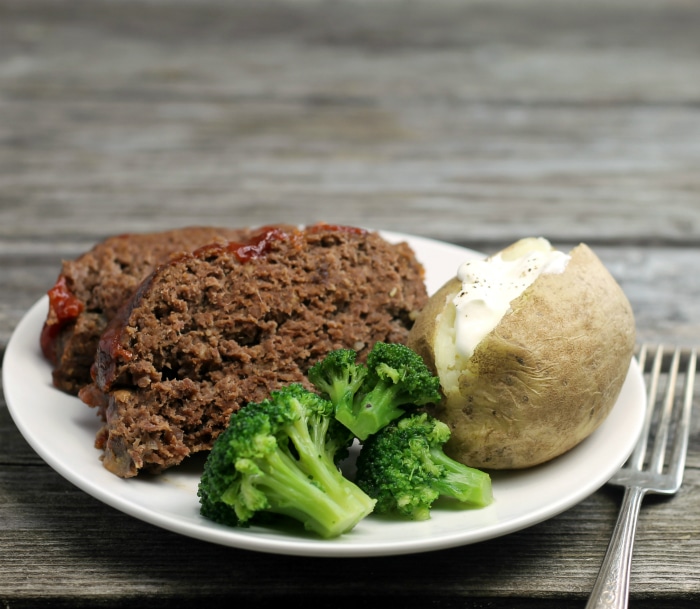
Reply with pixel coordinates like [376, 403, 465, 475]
[667, 348, 697, 488]
[629, 344, 663, 471]
[649, 347, 681, 475]
[586, 344, 695, 609]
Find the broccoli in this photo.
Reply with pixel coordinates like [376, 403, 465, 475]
[307, 348, 368, 419]
[197, 383, 376, 538]
[354, 412, 493, 521]
[308, 342, 442, 441]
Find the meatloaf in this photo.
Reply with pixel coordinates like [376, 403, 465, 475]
[41, 226, 259, 395]
[79, 224, 428, 478]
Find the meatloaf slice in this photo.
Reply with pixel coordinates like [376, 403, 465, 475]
[41, 226, 259, 395]
[80, 224, 428, 478]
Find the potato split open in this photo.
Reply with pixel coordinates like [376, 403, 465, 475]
[408, 239, 636, 470]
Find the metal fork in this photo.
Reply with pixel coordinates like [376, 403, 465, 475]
[586, 344, 697, 609]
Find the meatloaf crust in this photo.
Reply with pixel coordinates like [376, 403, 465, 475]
[80, 224, 428, 478]
[41, 226, 259, 395]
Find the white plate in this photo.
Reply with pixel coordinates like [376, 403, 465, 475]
[3, 231, 646, 557]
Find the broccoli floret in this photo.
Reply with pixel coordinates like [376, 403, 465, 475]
[354, 412, 493, 521]
[309, 342, 441, 441]
[307, 348, 368, 418]
[197, 383, 376, 538]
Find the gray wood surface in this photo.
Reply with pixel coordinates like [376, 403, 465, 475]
[1, 1, 699, 607]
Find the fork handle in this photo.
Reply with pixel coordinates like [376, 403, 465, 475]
[585, 486, 646, 609]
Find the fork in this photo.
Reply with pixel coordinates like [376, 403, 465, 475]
[585, 344, 697, 609]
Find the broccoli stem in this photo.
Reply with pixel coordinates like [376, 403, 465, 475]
[428, 448, 493, 507]
[324, 380, 361, 416]
[337, 382, 405, 441]
[222, 410, 375, 538]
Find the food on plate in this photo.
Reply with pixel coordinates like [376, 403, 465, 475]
[199, 344, 491, 537]
[41, 225, 262, 395]
[79, 224, 428, 477]
[407, 237, 636, 469]
[198, 383, 376, 539]
[354, 412, 493, 521]
[308, 341, 441, 441]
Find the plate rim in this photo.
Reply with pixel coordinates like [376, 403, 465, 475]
[3, 231, 646, 557]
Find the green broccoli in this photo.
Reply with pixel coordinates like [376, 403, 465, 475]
[307, 348, 368, 419]
[308, 342, 441, 441]
[354, 412, 493, 521]
[197, 383, 376, 538]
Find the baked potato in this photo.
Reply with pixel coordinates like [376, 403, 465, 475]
[407, 238, 636, 469]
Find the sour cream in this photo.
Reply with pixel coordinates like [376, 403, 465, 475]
[452, 237, 570, 359]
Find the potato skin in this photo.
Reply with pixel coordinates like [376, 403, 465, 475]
[407, 243, 636, 470]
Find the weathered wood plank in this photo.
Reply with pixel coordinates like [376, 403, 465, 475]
[0, 461, 698, 606]
[0, 466, 700, 605]
[2, 364, 700, 605]
[1, 1, 700, 246]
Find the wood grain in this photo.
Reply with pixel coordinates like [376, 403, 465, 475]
[0, 457, 698, 607]
[1, 1, 700, 246]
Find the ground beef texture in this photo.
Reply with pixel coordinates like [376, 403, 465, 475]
[41, 226, 259, 394]
[79, 224, 428, 478]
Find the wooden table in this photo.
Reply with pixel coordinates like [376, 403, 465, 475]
[1, 1, 699, 607]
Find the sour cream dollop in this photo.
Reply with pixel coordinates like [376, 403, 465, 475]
[452, 237, 570, 359]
